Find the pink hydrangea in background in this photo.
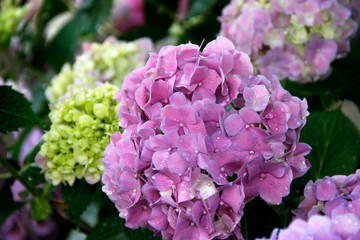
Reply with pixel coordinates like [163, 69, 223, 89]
[293, 169, 360, 220]
[112, 0, 145, 33]
[258, 169, 360, 240]
[257, 213, 360, 240]
[0, 209, 58, 240]
[101, 36, 311, 239]
[219, 0, 358, 82]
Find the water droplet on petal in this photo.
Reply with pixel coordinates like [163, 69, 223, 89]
[260, 173, 266, 180]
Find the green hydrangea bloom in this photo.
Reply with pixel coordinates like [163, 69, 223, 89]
[0, 0, 28, 46]
[46, 37, 152, 104]
[40, 83, 120, 186]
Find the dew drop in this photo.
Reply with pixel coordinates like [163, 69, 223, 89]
[249, 150, 254, 155]
[195, 149, 199, 154]
[220, 201, 224, 206]
[260, 173, 266, 180]
[220, 167, 225, 172]
[179, 123, 184, 128]
[245, 124, 250, 129]
[168, 148, 172, 152]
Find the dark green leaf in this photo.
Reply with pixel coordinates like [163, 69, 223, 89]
[87, 216, 127, 240]
[18, 190, 30, 200]
[61, 180, 98, 224]
[0, 180, 24, 224]
[187, 0, 216, 18]
[241, 197, 284, 239]
[30, 196, 52, 220]
[124, 227, 161, 240]
[23, 139, 44, 166]
[300, 109, 360, 180]
[0, 86, 45, 133]
[46, 0, 112, 71]
[22, 164, 46, 186]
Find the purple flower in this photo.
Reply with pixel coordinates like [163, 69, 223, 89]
[102, 36, 310, 239]
[219, 0, 358, 82]
[258, 213, 360, 240]
[294, 169, 360, 221]
[305, 37, 338, 75]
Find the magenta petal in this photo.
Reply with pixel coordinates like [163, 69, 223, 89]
[257, 168, 293, 204]
[224, 114, 245, 137]
[152, 173, 174, 192]
[203, 36, 235, 56]
[152, 150, 170, 170]
[316, 178, 337, 201]
[167, 152, 188, 175]
[221, 184, 244, 213]
[148, 206, 168, 231]
[125, 200, 152, 229]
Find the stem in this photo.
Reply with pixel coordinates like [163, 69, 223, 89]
[147, 0, 177, 21]
[0, 155, 37, 196]
[0, 172, 12, 179]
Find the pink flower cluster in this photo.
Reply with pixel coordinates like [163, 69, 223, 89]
[219, 0, 358, 82]
[294, 169, 360, 220]
[257, 213, 360, 240]
[112, 0, 145, 33]
[258, 169, 360, 240]
[101, 36, 311, 239]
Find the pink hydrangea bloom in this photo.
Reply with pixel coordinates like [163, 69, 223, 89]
[102, 36, 310, 239]
[0, 208, 59, 240]
[112, 0, 145, 33]
[219, 0, 358, 82]
[257, 213, 360, 240]
[294, 169, 360, 220]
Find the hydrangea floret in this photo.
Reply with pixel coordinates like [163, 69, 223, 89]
[293, 169, 360, 220]
[257, 213, 360, 240]
[219, 0, 358, 82]
[101, 36, 311, 239]
[39, 83, 120, 185]
[112, 0, 145, 33]
[45, 37, 152, 104]
[0, 0, 28, 46]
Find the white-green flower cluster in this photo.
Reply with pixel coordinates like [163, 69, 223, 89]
[45, 37, 152, 104]
[40, 83, 120, 186]
[0, 0, 28, 46]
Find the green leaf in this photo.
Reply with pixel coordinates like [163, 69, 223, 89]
[87, 216, 127, 240]
[0, 86, 45, 133]
[21, 164, 46, 187]
[46, 0, 112, 71]
[61, 180, 98, 224]
[241, 197, 284, 239]
[300, 109, 360, 180]
[23, 139, 44, 166]
[187, 0, 216, 18]
[0, 180, 24, 224]
[124, 227, 161, 240]
[30, 196, 52, 220]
